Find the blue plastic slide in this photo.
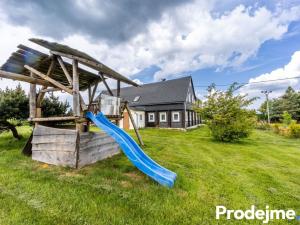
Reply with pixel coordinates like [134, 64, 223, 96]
[86, 111, 176, 188]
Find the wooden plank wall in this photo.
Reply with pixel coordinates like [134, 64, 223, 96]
[78, 131, 120, 168]
[32, 125, 78, 167]
[31, 125, 120, 168]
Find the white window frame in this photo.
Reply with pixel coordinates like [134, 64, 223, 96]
[148, 112, 155, 122]
[172, 111, 180, 122]
[159, 112, 167, 122]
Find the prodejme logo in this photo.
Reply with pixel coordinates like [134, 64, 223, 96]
[216, 205, 299, 223]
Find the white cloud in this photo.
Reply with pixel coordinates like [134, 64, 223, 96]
[0, 1, 300, 107]
[240, 50, 300, 108]
[58, 1, 300, 82]
[132, 79, 144, 85]
[0, 14, 33, 94]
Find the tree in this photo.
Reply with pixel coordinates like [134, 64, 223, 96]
[259, 87, 300, 122]
[41, 93, 71, 117]
[282, 111, 292, 125]
[0, 85, 71, 139]
[0, 84, 29, 139]
[195, 83, 256, 142]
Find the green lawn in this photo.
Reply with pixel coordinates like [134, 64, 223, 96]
[0, 126, 299, 225]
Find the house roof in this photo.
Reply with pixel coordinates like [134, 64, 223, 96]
[98, 76, 195, 106]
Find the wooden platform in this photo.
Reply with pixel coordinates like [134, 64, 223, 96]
[31, 125, 120, 168]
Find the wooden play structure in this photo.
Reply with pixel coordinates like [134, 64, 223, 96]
[0, 38, 144, 168]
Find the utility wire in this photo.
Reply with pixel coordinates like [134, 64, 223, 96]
[194, 76, 300, 88]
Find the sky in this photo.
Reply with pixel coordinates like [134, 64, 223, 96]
[0, 0, 300, 109]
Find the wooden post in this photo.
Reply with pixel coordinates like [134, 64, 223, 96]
[29, 72, 36, 119]
[72, 59, 83, 132]
[73, 59, 80, 117]
[116, 80, 121, 126]
[87, 85, 92, 132]
[125, 103, 144, 146]
[117, 80, 120, 97]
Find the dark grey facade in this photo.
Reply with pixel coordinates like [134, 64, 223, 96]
[97, 76, 201, 128]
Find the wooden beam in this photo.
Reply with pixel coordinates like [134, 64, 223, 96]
[117, 80, 121, 97]
[72, 59, 80, 116]
[88, 86, 92, 103]
[125, 103, 144, 146]
[40, 86, 72, 93]
[79, 94, 87, 111]
[36, 57, 57, 108]
[29, 72, 36, 119]
[37, 86, 47, 109]
[56, 55, 73, 85]
[88, 82, 98, 109]
[24, 65, 73, 95]
[0, 70, 53, 86]
[100, 73, 113, 96]
[50, 50, 138, 87]
[47, 57, 56, 76]
[28, 116, 78, 122]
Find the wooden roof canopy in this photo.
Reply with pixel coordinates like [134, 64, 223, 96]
[0, 38, 138, 90]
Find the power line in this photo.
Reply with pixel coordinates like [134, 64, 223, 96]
[194, 76, 300, 88]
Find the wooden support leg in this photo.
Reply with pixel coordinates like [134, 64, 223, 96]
[35, 86, 47, 126]
[29, 72, 37, 119]
[125, 103, 144, 146]
[73, 59, 80, 117]
[72, 59, 83, 132]
[35, 108, 42, 127]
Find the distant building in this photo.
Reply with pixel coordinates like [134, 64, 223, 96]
[95, 76, 201, 129]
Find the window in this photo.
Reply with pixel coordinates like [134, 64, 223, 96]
[133, 96, 140, 102]
[159, 112, 167, 122]
[148, 112, 155, 122]
[172, 111, 180, 122]
[139, 114, 143, 121]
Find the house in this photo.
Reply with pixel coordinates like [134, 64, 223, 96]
[96, 76, 201, 129]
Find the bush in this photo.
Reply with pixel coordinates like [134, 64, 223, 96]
[282, 111, 293, 126]
[195, 83, 256, 142]
[289, 122, 300, 138]
[256, 121, 271, 130]
[271, 122, 300, 138]
[272, 123, 281, 134]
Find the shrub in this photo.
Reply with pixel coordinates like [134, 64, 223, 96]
[289, 122, 300, 138]
[272, 123, 281, 134]
[256, 121, 271, 130]
[195, 83, 256, 142]
[282, 111, 292, 126]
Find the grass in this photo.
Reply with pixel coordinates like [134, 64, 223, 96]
[0, 126, 299, 225]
